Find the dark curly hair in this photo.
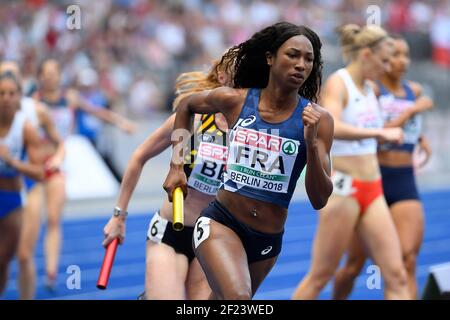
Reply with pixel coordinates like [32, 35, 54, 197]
[216, 22, 323, 102]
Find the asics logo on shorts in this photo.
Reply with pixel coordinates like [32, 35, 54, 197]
[261, 246, 273, 255]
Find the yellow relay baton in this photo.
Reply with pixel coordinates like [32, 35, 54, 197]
[173, 187, 184, 231]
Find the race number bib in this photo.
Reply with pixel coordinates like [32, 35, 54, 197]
[332, 171, 354, 196]
[187, 142, 227, 195]
[147, 212, 168, 243]
[193, 217, 211, 249]
[226, 128, 300, 193]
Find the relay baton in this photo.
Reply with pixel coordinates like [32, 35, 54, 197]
[173, 187, 184, 231]
[97, 238, 119, 290]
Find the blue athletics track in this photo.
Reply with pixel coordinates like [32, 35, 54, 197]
[3, 189, 450, 300]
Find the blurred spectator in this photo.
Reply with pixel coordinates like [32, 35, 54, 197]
[128, 75, 164, 115]
[75, 67, 108, 144]
[387, 0, 413, 33]
[0, 0, 448, 117]
[431, 3, 450, 68]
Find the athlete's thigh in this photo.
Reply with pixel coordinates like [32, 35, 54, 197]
[390, 200, 424, 254]
[145, 240, 189, 300]
[345, 231, 368, 270]
[44, 174, 66, 215]
[357, 196, 403, 269]
[310, 195, 360, 273]
[248, 256, 278, 296]
[0, 209, 23, 259]
[25, 183, 43, 217]
[18, 186, 43, 253]
[194, 218, 250, 299]
[186, 258, 211, 300]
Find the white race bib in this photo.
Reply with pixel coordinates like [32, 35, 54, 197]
[331, 171, 354, 196]
[187, 142, 227, 195]
[147, 212, 168, 243]
[193, 217, 211, 249]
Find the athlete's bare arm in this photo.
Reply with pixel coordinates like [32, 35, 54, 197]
[36, 102, 65, 168]
[382, 82, 433, 129]
[116, 114, 175, 214]
[163, 87, 243, 201]
[304, 104, 334, 209]
[323, 74, 381, 140]
[322, 74, 401, 143]
[66, 88, 137, 134]
[178, 87, 243, 127]
[416, 134, 432, 168]
[103, 114, 177, 247]
[2, 121, 45, 181]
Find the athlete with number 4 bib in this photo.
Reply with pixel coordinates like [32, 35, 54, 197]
[292, 25, 410, 300]
[102, 58, 232, 299]
[333, 35, 433, 300]
[163, 22, 334, 300]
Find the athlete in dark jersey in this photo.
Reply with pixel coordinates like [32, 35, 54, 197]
[103, 58, 232, 299]
[163, 22, 334, 300]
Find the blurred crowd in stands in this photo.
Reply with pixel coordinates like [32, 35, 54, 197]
[0, 0, 449, 118]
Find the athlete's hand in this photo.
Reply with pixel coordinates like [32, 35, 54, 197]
[0, 144, 12, 164]
[118, 118, 137, 135]
[412, 96, 433, 114]
[45, 155, 63, 172]
[302, 104, 321, 147]
[66, 89, 80, 109]
[163, 165, 188, 202]
[415, 136, 432, 168]
[379, 127, 404, 144]
[103, 216, 126, 247]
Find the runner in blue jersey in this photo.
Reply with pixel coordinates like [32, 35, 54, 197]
[0, 72, 43, 296]
[0, 60, 65, 299]
[163, 22, 334, 300]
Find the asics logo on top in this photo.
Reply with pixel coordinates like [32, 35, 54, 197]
[241, 115, 256, 127]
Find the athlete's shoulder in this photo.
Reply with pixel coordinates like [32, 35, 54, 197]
[65, 88, 80, 108]
[325, 71, 346, 87]
[34, 100, 51, 123]
[23, 119, 39, 141]
[209, 87, 245, 99]
[34, 100, 49, 114]
[323, 72, 347, 99]
[207, 87, 246, 108]
[366, 80, 380, 97]
[406, 80, 422, 97]
[309, 103, 334, 144]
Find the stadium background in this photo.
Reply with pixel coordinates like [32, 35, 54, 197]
[1, 0, 450, 299]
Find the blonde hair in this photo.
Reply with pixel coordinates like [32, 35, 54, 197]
[172, 57, 231, 111]
[336, 24, 388, 62]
